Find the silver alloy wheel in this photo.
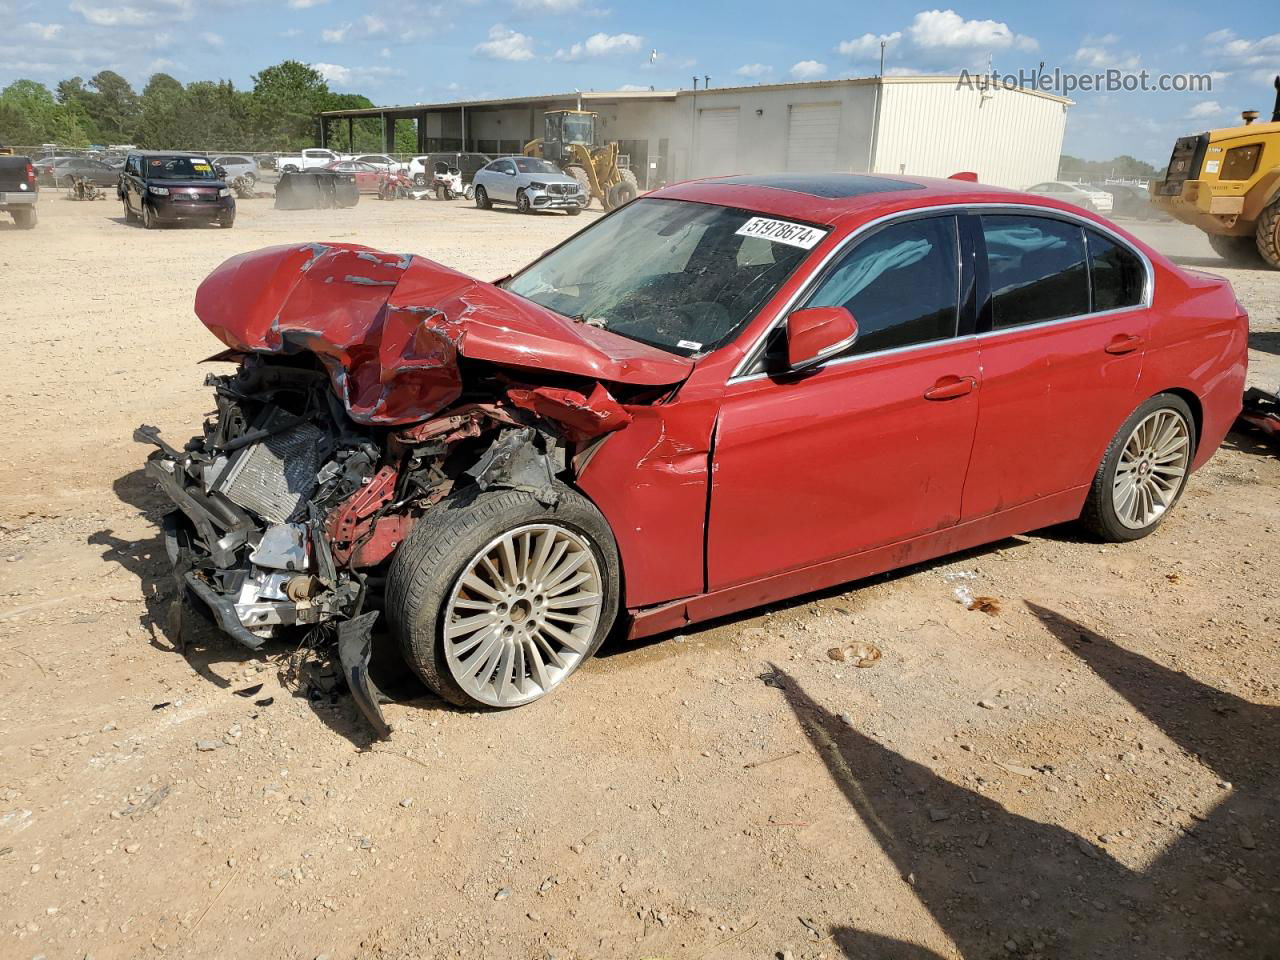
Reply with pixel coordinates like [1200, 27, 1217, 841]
[1112, 408, 1190, 529]
[443, 523, 603, 707]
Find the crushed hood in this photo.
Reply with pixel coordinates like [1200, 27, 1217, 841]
[194, 243, 693, 425]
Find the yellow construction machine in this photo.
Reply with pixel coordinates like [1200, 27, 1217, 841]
[1150, 75, 1280, 267]
[523, 109, 639, 211]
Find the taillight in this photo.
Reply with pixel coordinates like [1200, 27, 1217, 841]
[25, 162, 36, 186]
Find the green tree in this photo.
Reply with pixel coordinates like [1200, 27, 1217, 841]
[0, 79, 91, 146]
[250, 60, 330, 149]
[87, 70, 141, 143]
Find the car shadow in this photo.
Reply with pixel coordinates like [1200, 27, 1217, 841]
[600, 534, 1038, 660]
[93, 467, 442, 748]
[1248, 330, 1280, 357]
[760, 602, 1278, 958]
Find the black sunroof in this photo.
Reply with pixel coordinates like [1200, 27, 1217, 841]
[709, 173, 924, 199]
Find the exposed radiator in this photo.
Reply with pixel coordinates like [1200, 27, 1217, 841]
[214, 414, 324, 523]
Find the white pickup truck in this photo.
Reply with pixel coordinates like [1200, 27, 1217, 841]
[276, 148, 344, 173]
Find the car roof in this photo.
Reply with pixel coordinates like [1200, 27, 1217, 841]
[651, 172, 1138, 233]
[129, 150, 213, 158]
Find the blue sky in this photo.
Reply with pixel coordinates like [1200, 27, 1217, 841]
[1, 0, 1276, 163]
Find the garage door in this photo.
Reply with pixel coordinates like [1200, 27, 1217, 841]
[694, 108, 740, 177]
[786, 102, 841, 172]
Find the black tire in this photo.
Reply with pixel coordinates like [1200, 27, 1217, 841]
[1079, 393, 1197, 542]
[13, 206, 36, 229]
[282, 164, 298, 174]
[474, 185, 491, 209]
[386, 484, 621, 709]
[566, 205, 581, 216]
[565, 164, 593, 209]
[1256, 200, 1280, 269]
[1207, 233, 1264, 267]
[219, 216, 235, 229]
[414, 172, 428, 187]
[123, 199, 138, 223]
[141, 202, 159, 230]
[516, 190, 532, 214]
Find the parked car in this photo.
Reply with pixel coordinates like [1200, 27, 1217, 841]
[1024, 181, 1114, 214]
[43, 157, 121, 189]
[0, 155, 39, 228]
[1088, 182, 1167, 221]
[277, 148, 340, 173]
[34, 156, 77, 183]
[472, 156, 586, 214]
[321, 160, 384, 194]
[119, 151, 235, 229]
[407, 152, 491, 187]
[141, 172, 1245, 732]
[353, 154, 404, 173]
[212, 155, 258, 184]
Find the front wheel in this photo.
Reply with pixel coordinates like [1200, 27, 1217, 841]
[387, 485, 620, 709]
[1256, 201, 1280, 269]
[141, 202, 159, 230]
[516, 190, 531, 214]
[474, 185, 491, 209]
[1080, 394, 1196, 542]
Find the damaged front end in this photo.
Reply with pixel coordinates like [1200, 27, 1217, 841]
[141, 242, 690, 736]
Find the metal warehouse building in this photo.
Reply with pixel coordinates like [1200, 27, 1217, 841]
[320, 76, 1070, 190]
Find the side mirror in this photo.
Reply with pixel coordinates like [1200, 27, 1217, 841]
[786, 306, 858, 372]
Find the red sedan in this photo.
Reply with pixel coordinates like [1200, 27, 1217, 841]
[148, 173, 1247, 731]
[321, 159, 384, 193]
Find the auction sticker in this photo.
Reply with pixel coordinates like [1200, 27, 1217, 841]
[735, 217, 828, 250]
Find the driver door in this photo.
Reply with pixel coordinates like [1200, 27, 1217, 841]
[706, 213, 982, 591]
[491, 159, 517, 201]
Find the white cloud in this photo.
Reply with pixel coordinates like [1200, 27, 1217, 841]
[1205, 29, 1280, 67]
[790, 60, 827, 80]
[554, 31, 642, 61]
[288, 0, 327, 7]
[69, 0, 193, 27]
[201, 31, 223, 47]
[312, 62, 403, 87]
[617, 83, 650, 91]
[908, 9, 1037, 53]
[1187, 100, 1224, 118]
[321, 23, 349, 43]
[361, 14, 387, 35]
[148, 57, 176, 71]
[837, 31, 901, 60]
[514, 0, 582, 9]
[474, 24, 534, 60]
[23, 22, 64, 40]
[1074, 45, 1140, 70]
[734, 62, 773, 78]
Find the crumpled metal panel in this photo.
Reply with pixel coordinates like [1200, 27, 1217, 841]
[193, 243, 693, 426]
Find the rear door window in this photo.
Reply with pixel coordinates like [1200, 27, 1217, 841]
[981, 215, 1089, 328]
[1086, 230, 1145, 311]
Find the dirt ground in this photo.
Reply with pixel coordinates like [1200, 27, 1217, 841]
[1, 191, 1278, 960]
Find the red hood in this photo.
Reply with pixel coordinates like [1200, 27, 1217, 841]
[194, 243, 693, 425]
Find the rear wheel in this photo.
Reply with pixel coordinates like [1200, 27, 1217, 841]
[1080, 394, 1196, 542]
[610, 168, 640, 209]
[1208, 233, 1264, 266]
[387, 485, 620, 709]
[1256, 201, 1280, 269]
[13, 206, 36, 229]
[474, 185, 491, 209]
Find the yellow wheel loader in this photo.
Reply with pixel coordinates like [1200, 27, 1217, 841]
[1151, 76, 1280, 268]
[523, 110, 639, 211]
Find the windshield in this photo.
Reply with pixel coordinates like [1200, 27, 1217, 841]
[504, 198, 823, 356]
[562, 115, 594, 145]
[147, 156, 217, 180]
[513, 157, 561, 176]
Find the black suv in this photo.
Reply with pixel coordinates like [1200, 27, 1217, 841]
[119, 151, 235, 229]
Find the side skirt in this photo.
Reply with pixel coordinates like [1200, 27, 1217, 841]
[626, 486, 1089, 640]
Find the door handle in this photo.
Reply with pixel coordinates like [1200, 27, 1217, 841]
[924, 375, 977, 400]
[1104, 334, 1143, 355]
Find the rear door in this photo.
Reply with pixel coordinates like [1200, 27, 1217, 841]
[961, 211, 1151, 519]
[708, 213, 981, 590]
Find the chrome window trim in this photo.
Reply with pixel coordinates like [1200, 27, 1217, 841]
[728, 201, 1155, 384]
